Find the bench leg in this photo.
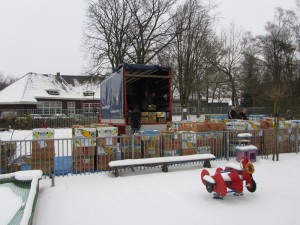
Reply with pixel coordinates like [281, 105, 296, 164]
[162, 163, 168, 172]
[203, 160, 211, 168]
[114, 168, 119, 177]
[130, 165, 135, 172]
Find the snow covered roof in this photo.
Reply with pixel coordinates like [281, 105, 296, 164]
[0, 73, 101, 104]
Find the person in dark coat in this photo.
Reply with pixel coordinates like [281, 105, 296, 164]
[238, 108, 249, 120]
[126, 105, 141, 134]
[228, 106, 237, 119]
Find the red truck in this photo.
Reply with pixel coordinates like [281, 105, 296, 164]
[100, 63, 172, 134]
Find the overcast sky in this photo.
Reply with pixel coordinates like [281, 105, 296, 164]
[0, 0, 297, 79]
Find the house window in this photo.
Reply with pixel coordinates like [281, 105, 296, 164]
[172, 106, 182, 113]
[37, 101, 62, 115]
[83, 91, 95, 96]
[82, 103, 100, 115]
[68, 102, 75, 115]
[46, 89, 60, 95]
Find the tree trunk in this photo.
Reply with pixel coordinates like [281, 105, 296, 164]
[273, 100, 279, 161]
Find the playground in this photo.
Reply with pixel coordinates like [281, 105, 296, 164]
[31, 153, 300, 225]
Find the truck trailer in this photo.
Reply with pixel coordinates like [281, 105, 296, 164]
[100, 63, 172, 134]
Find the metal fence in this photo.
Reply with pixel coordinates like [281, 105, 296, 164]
[1, 106, 300, 130]
[0, 116, 99, 130]
[0, 128, 299, 177]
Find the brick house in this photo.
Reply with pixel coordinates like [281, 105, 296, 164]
[0, 72, 104, 117]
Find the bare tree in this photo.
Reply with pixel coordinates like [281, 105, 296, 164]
[256, 8, 299, 161]
[125, 0, 177, 64]
[84, 0, 132, 74]
[239, 33, 265, 108]
[264, 82, 289, 161]
[213, 23, 247, 108]
[84, 0, 178, 74]
[160, 0, 217, 118]
[0, 72, 17, 91]
[257, 8, 298, 111]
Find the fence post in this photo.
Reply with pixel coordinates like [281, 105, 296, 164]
[296, 126, 299, 154]
[51, 168, 55, 187]
[131, 134, 134, 159]
[226, 131, 229, 161]
[0, 149, 2, 175]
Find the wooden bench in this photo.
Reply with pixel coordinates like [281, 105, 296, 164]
[108, 153, 216, 177]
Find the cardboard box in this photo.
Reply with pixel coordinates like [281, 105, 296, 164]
[31, 148, 55, 159]
[96, 154, 116, 170]
[96, 126, 118, 137]
[120, 135, 141, 145]
[32, 140, 55, 150]
[0, 143, 16, 156]
[181, 148, 197, 155]
[157, 117, 166, 123]
[143, 145, 161, 157]
[31, 161, 54, 167]
[97, 137, 118, 147]
[32, 128, 55, 140]
[73, 146, 95, 156]
[73, 164, 94, 172]
[141, 117, 149, 123]
[164, 150, 180, 157]
[192, 123, 207, 132]
[121, 152, 141, 159]
[96, 126, 118, 147]
[73, 127, 96, 147]
[178, 122, 193, 131]
[156, 112, 166, 118]
[96, 154, 116, 163]
[73, 156, 94, 164]
[179, 131, 197, 149]
[148, 104, 156, 111]
[74, 138, 96, 148]
[197, 146, 211, 154]
[120, 146, 141, 154]
[97, 146, 118, 155]
[163, 142, 181, 151]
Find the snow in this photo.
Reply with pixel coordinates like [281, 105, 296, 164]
[235, 145, 258, 151]
[225, 163, 243, 171]
[0, 73, 100, 104]
[237, 133, 252, 138]
[0, 187, 23, 225]
[31, 153, 300, 225]
[109, 154, 215, 167]
[1, 129, 300, 225]
[14, 170, 43, 181]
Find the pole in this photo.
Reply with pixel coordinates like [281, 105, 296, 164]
[93, 92, 95, 121]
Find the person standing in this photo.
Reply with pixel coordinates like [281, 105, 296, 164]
[228, 106, 237, 119]
[238, 108, 249, 120]
[126, 105, 141, 134]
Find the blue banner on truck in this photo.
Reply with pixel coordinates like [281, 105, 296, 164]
[100, 69, 123, 119]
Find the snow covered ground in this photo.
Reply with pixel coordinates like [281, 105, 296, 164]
[1, 129, 300, 225]
[33, 153, 300, 225]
